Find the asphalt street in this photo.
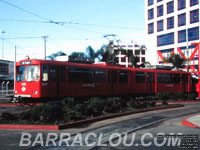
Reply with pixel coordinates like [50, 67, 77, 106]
[0, 102, 199, 150]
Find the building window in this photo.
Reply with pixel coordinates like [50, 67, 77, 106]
[167, 17, 174, 29]
[0, 63, 8, 75]
[178, 0, 186, 10]
[157, 32, 174, 46]
[121, 45, 126, 48]
[178, 30, 186, 43]
[128, 45, 133, 48]
[188, 27, 199, 41]
[157, 5, 163, 17]
[190, 9, 199, 24]
[157, 0, 163, 2]
[148, 23, 154, 34]
[148, 9, 154, 20]
[148, 0, 154, 6]
[141, 50, 145, 55]
[190, 0, 199, 6]
[167, 1, 174, 14]
[178, 13, 186, 26]
[157, 20, 163, 32]
[142, 57, 146, 63]
[135, 50, 140, 55]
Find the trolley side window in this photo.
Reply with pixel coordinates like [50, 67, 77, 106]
[136, 72, 145, 83]
[119, 71, 128, 83]
[60, 68, 65, 81]
[157, 73, 171, 83]
[172, 74, 180, 83]
[108, 70, 117, 83]
[68, 67, 93, 82]
[50, 68, 56, 81]
[42, 65, 48, 82]
[94, 69, 106, 82]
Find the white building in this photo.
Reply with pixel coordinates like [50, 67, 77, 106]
[115, 43, 146, 66]
[145, 0, 199, 70]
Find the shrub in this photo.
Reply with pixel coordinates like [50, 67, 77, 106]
[28, 102, 64, 124]
[156, 93, 171, 101]
[88, 98, 104, 116]
[1, 112, 17, 121]
[186, 93, 197, 100]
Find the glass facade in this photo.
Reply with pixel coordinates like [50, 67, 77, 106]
[178, 13, 186, 27]
[148, 0, 154, 6]
[147, 0, 200, 52]
[148, 23, 154, 34]
[167, 17, 174, 29]
[178, 30, 186, 43]
[157, 5, 163, 17]
[178, 0, 186, 10]
[148, 9, 154, 20]
[167, 1, 174, 14]
[190, 0, 199, 6]
[188, 27, 199, 41]
[190, 9, 199, 24]
[157, 20, 163, 32]
[157, 33, 174, 46]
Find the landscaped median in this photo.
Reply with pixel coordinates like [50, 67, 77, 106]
[0, 97, 186, 130]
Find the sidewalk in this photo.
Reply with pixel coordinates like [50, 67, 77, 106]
[182, 114, 200, 128]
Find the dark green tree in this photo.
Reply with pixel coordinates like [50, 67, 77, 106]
[96, 44, 117, 63]
[69, 52, 86, 59]
[129, 55, 140, 68]
[166, 54, 185, 70]
[85, 46, 98, 61]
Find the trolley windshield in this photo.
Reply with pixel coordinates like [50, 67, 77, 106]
[16, 65, 40, 82]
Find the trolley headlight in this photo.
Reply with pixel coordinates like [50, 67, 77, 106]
[32, 91, 38, 94]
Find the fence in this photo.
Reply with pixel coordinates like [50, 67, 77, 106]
[1, 81, 14, 96]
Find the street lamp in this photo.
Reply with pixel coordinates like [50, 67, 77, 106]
[1, 30, 5, 60]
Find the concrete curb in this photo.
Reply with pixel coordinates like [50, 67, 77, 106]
[0, 105, 184, 131]
[0, 124, 59, 130]
[0, 103, 16, 106]
[0, 103, 41, 106]
[59, 105, 184, 130]
[182, 114, 200, 128]
[156, 100, 200, 104]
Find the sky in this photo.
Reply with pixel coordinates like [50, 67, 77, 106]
[0, 0, 145, 61]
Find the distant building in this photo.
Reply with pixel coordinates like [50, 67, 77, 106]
[145, 0, 200, 70]
[114, 42, 147, 67]
[0, 59, 14, 90]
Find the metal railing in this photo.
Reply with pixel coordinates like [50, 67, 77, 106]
[1, 81, 14, 96]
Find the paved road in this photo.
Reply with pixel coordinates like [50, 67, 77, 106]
[0, 102, 199, 150]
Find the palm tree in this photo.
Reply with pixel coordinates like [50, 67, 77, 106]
[85, 46, 98, 62]
[166, 54, 185, 70]
[129, 55, 140, 68]
[96, 44, 117, 63]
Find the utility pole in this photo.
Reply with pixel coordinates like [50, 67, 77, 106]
[186, 29, 189, 72]
[42, 36, 48, 60]
[14, 45, 16, 91]
[1, 30, 5, 59]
